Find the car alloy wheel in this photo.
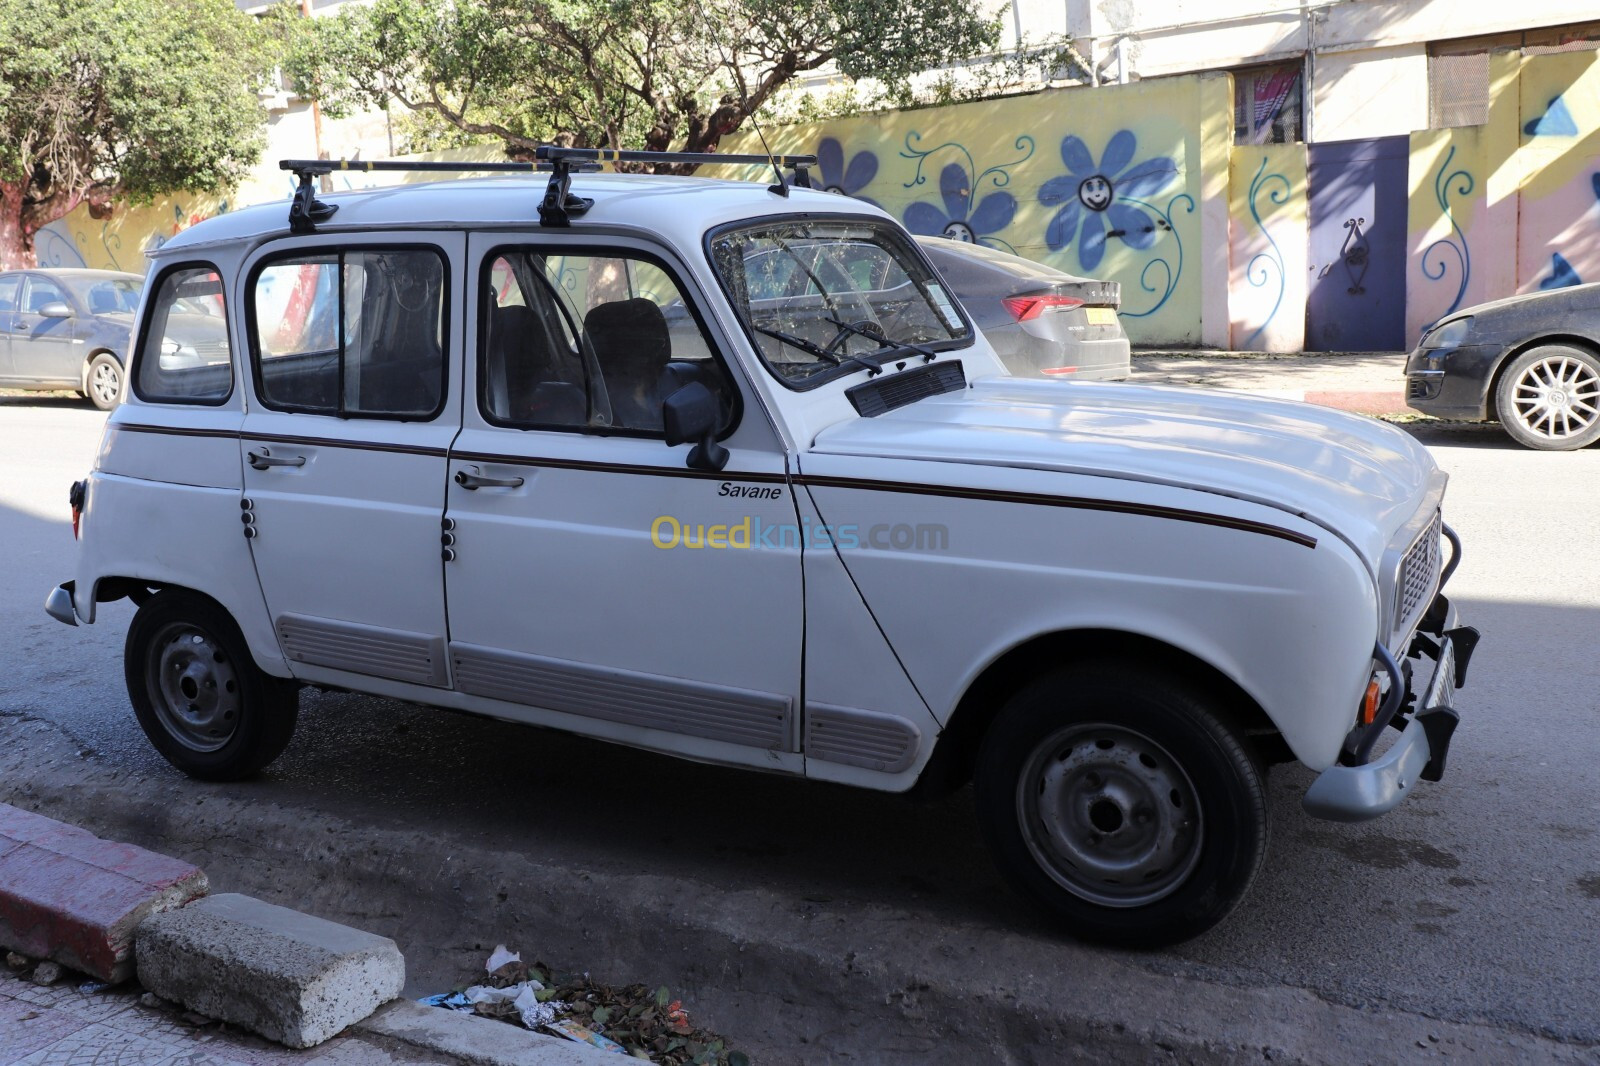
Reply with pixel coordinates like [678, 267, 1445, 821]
[1496, 344, 1600, 450]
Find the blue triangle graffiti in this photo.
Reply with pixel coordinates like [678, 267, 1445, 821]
[1539, 253, 1583, 290]
[1524, 96, 1579, 137]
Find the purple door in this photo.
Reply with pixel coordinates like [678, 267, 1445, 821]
[1305, 136, 1409, 352]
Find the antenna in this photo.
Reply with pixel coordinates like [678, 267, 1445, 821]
[683, 0, 803, 196]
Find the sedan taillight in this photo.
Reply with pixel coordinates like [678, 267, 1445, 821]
[1002, 294, 1085, 321]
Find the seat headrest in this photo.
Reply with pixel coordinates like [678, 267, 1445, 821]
[583, 298, 671, 373]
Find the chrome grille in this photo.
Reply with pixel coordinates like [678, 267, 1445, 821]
[1396, 511, 1442, 631]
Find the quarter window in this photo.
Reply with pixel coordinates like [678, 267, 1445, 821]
[481, 249, 729, 436]
[251, 248, 447, 419]
[135, 266, 233, 405]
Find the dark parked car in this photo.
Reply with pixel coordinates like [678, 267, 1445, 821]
[0, 269, 145, 410]
[916, 237, 1129, 380]
[1406, 283, 1600, 450]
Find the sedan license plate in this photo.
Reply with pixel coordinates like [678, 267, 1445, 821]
[1084, 307, 1117, 326]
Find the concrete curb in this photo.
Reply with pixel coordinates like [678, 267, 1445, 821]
[358, 1001, 611, 1064]
[0, 801, 601, 1062]
[0, 802, 206, 982]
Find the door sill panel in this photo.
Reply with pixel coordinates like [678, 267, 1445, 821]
[451, 641, 795, 752]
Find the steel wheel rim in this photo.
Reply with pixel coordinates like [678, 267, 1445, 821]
[91, 361, 120, 406]
[1017, 723, 1203, 908]
[146, 622, 241, 752]
[1511, 355, 1600, 441]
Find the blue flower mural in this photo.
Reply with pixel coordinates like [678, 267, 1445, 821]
[903, 163, 1016, 246]
[814, 137, 880, 206]
[1039, 131, 1178, 271]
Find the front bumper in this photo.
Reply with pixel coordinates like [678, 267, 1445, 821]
[1302, 600, 1479, 822]
[1405, 342, 1501, 420]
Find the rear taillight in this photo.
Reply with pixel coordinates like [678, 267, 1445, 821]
[69, 480, 85, 540]
[1003, 294, 1085, 321]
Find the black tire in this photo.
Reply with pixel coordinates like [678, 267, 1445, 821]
[86, 353, 124, 411]
[974, 664, 1268, 947]
[1494, 344, 1600, 451]
[124, 590, 298, 781]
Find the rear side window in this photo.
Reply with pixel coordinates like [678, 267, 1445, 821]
[134, 265, 233, 405]
[250, 248, 447, 419]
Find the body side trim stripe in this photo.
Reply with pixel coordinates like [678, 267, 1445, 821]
[794, 474, 1318, 548]
[113, 424, 1314, 546]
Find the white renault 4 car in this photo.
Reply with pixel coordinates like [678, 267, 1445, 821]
[47, 149, 1478, 946]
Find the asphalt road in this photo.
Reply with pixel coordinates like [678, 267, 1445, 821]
[2, 392, 1598, 1060]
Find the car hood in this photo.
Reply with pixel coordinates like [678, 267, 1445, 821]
[807, 377, 1442, 568]
[1435, 281, 1600, 330]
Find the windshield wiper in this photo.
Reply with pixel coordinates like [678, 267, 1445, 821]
[751, 324, 882, 377]
[824, 317, 942, 364]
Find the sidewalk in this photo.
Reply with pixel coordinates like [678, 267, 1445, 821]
[1130, 349, 1411, 416]
[0, 964, 430, 1065]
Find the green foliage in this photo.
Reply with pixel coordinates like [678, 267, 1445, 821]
[0, 0, 276, 260]
[284, 0, 1000, 157]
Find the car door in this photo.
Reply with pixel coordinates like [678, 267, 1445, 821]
[0, 274, 18, 380]
[12, 274, 81, 385]
[444, 233, 805, 771]
[238, 234, 463, 691]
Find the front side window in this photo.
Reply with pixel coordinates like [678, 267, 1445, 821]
[22, 276, 68, 313]
[135, 265, 232, 405]
[482, 248, 730, 436]
[251, 248, 447, 419]
[709, 219, 971, 389]
[0, 275, 19, 314]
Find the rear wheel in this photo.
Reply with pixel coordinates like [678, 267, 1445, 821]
[974, 664, 1268, 947]
[86, 353, 124, 411]
[1495, 344, 1600, 450]
[125, 590, 297, 780]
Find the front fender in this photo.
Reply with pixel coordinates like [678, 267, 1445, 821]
[803, 466, 1378, 771]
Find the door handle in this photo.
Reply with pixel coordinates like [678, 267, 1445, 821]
[455, 468, 524, 490]
[247, 449, 307, 470]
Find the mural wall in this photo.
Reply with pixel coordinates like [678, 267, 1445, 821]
[1407, 49, 1600, 346]
[1228, 145, 1307, 351]
[721, 74, 1236, 347]
[43, 50, 1600, 354]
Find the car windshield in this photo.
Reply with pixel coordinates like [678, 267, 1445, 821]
[709, 219, 971, 387]
[64, 275, 143, 314]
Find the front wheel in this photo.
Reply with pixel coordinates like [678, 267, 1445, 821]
[86, 353, 124, 411]
[1494, 344, 1600, 450]
[125, 590, 298, 781]
[974, 665, 1268, 947]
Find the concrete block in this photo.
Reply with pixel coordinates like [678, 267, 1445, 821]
[0, 802, 207, 982]
[135, 893, 404, 1049]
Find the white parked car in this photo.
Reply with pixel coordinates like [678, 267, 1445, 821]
[47, 150, 1478, 946]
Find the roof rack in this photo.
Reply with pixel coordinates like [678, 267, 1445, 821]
[534, 147, 817, 225]
[278, 148, 818, 233]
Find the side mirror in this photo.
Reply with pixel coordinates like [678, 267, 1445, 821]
[37, 302, 73, 319]
[662, 382, 729, 472]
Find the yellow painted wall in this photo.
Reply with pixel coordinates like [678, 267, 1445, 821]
[1228, 145, 1307, 351]
[721, 75, 1234, 346]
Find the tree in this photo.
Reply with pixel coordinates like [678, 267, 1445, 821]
[0, 0, 276, 269]
[283, 0, 1000, 162]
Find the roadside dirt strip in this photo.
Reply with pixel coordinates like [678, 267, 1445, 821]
[2, 716, 1592, 1066]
